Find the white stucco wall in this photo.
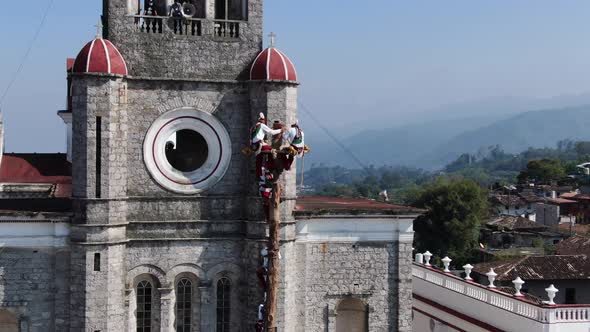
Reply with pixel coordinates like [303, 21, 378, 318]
[0, 222, 70, 247]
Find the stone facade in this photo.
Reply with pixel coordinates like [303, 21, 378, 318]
[0, 246, 70, 332]
[66, 0, 298, 330]
[0, 0, 419, 331]
[103, 0, 263, 80]
[280, 217, 415, 332]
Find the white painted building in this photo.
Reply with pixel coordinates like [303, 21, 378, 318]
[412, 254, 590, 332]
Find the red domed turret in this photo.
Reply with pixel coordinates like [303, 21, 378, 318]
[250, 43, 297, 82]
[72, 37, 128, 76]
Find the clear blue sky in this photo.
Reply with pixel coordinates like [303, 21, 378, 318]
[2, 0, 590, 152]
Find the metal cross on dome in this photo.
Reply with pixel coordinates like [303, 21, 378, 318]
[95, 19, 103, 38]
[268, 32, 276, 47]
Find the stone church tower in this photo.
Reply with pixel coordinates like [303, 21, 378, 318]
[68, 0, 298, 330]
[0, 1, 418, 331]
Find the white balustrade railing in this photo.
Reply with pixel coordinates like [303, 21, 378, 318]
[551, 308, 590, 322]
[131, 16, 243, 38]
[412, 263, 590, 324]
[465, 284, 487, 302]
[213, 20, 240, 38]
[132, 15, 203, 36]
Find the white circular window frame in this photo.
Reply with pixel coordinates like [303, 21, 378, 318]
[143, 107, 232, 194]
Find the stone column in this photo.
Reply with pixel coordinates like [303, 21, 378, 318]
[327, 302, 336, 332]
[125, 288, 136, 331]
[396, 242, 414, 332]
[200, 283, 213, 331]
[159, 288, 174, 332]
[19, 319, 29, 332]
[69, 75, 129, 332]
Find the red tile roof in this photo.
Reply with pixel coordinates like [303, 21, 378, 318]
[0, 153, 71, 198]
[560, 192, 578, 199]
[72, 38, 128, 75]
[473, 255, 590, 281]
[294, 196, 423, 216]
[496, 286, 544, 305]
[518, 192, 544, 203]
[487, 215, 547, 231]
[66, 58, 75, 71]
[547, 197, 578, 205]
[250, 47, 297, 82]
[556, 236, 590, 257]
[491, 194, 526, 207]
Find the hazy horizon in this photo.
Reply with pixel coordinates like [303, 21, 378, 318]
[2, 0, 590, 153]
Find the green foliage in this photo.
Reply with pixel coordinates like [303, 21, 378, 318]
[517, 159, 566, 184]
[441, 141, 590, 186]
[315, 184, 355, 197]
[305, 140, 590, 203]
[576, 142, 590, 156]
[307, 165, 430, 203]
[544, 243, 556, 255]
[412, 178, 489, 265]
[531, 237, 544, 248]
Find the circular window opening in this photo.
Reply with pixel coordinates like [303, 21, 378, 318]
[164, 129, 209, 172]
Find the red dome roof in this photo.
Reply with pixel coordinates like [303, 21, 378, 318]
[250, 47, 297, 82]
[72, 38, 128, 75]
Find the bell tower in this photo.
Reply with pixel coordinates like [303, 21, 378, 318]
[102, 0, 263, 80]
[68, 0, 300, 330]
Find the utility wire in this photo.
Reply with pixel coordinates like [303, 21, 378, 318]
[0, 0, 56, 111]
[298, 100, 371, 174]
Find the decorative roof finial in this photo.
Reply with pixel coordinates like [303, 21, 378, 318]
[95, 19, 103, 38]
[268, 32, 276, 48]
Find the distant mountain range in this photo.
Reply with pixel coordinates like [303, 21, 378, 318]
[306, 104, 590, 170]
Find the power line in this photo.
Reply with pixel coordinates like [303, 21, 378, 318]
[0, 0, 56, 111]
[298, 100, 371, 173]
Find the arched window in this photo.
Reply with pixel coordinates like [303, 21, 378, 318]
[176, 278, 192, 332]
[137, 280, 153, 332]
[143, 0, 167, 16]
[216, 278, 231, 332]
[335, 298, 367, 332]
[215, 0, 247, 20]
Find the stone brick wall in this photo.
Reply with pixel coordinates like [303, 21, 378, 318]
[0, 247, 70, 332]
[67, 68, 298, 330]
[67, 4, 301, 325]
[249, 83, 299, 222]
[103, 0, 263, 80]
[69, 244, 127, 331]
[70, 75, 130, 331]
[124, 79, 250, 199]
[70, 75, 128, 200]
[125, 240, 251, 331]
[282, 241, 413, 332]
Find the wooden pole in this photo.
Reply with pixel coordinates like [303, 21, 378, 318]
[265, 181, 281, 332]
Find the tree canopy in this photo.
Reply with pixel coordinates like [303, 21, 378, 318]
[412, 178, 488, 266]
[517, 159, 566, 184]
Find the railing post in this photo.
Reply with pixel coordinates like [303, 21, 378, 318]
[442, 256, 452, 273]
[423, 251, 432, 267]
[486, 269, 497, 288]
[512, 277, 525, 297]
[545, 285, 558, 305]
[463, 264, 473, 281]
[203, 20, 215, 37]
[415, 253, 423, 264]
